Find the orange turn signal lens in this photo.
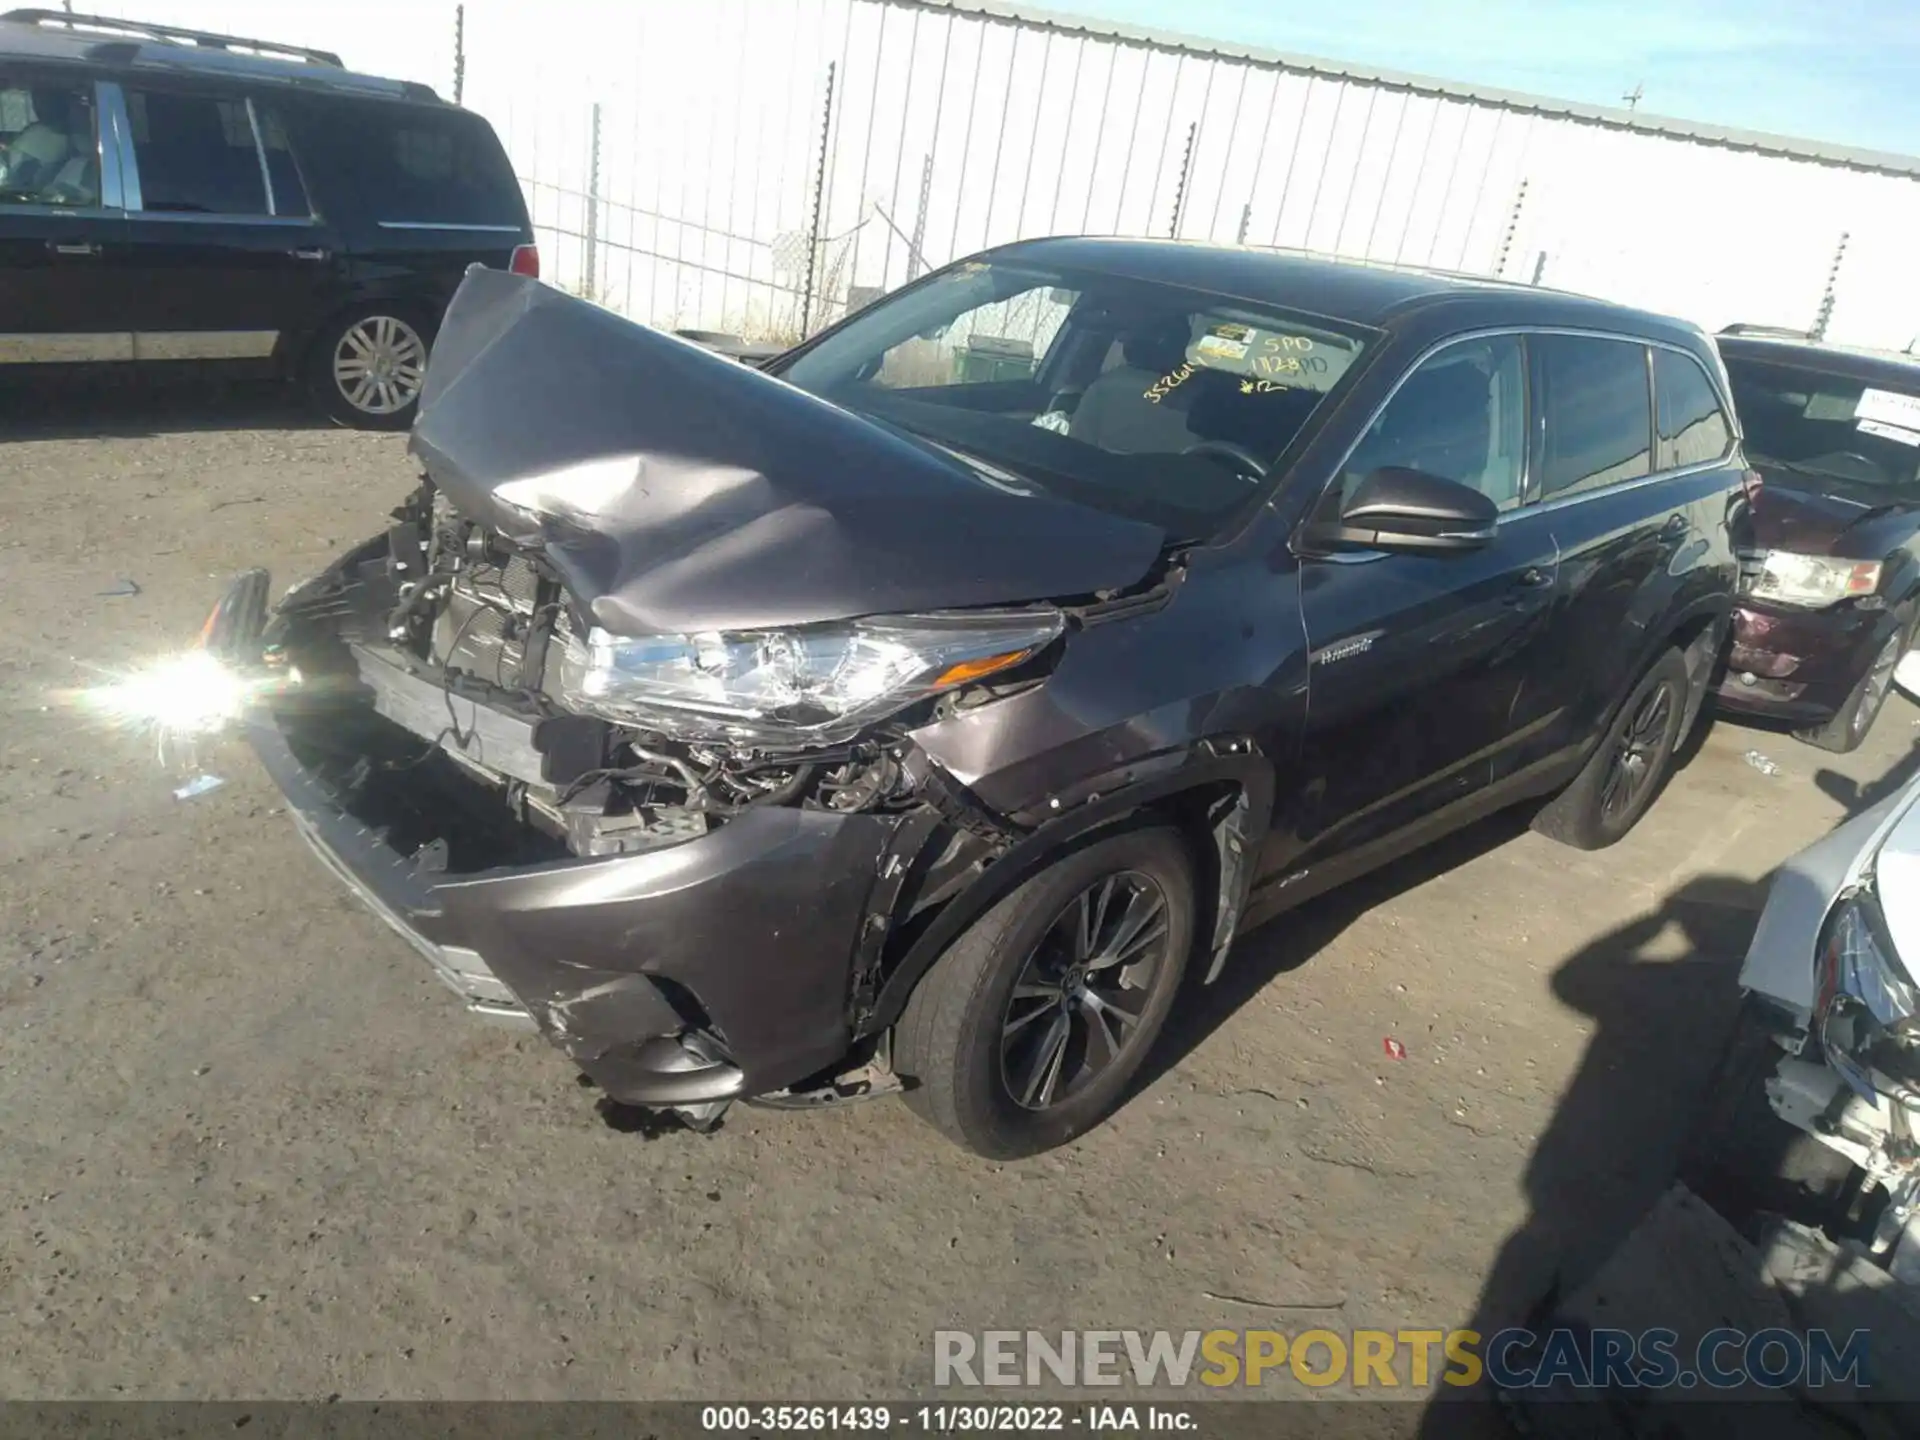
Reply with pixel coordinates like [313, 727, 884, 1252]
[932, 649, 1035, 688]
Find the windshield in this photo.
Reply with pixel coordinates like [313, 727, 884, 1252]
[1725, 356, 1920, 496]
[778, 261, 1370, 539]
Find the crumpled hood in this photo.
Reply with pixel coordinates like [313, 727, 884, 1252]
[1746, 466, 1919, 556]
[409, 268, 1166, 636]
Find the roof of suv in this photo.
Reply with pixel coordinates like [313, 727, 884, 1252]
[982, 235, 1708, 346]
[0, 7, 441, 103]
[1717, 329, 1920, 390]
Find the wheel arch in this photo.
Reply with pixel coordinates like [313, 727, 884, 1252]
[860, 741, 1275, 1037]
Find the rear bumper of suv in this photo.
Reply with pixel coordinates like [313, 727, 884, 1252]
[246, 708, 898, 1106]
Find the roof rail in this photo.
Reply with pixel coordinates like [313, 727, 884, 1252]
[1718, 323, 1813, 339]
[1, 8, 344, 66]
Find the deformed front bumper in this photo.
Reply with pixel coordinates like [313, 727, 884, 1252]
[246, 709, 899, 1106]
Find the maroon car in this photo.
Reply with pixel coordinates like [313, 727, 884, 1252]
[1716, 328, 1920, 752]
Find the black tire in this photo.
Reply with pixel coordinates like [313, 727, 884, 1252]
[1793, 606, 1916, 755]
[1532, 647, 1690, 850]
[1679, 999, 1857, 1238]
[307, 304, 437, 430]
[893, 826, 1197, 1159]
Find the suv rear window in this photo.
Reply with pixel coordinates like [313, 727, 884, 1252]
[325, 102, 522, 226]
[1536, 334, 1653, 500]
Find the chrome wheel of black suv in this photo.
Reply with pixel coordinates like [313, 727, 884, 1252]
[895, 828, 1195, 1159]
[1533, 648, 1691, 851]
[311, 307, 435, 430]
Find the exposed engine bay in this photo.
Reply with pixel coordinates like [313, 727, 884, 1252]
[264, 479, 965, 869]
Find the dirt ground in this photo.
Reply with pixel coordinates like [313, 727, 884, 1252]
[2, 377, 1918, 1407]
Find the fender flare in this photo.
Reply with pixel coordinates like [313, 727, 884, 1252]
[860, 740, 1276, 1035]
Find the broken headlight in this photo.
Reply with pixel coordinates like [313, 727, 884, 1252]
[557, 609, 1064, 746]
[1816, 888, 1920, 1103]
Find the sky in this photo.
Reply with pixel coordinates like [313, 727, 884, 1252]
[1031, 0, 1920, 156]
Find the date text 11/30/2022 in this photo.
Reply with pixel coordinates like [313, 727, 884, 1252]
[701, 1407, 1197, 1432]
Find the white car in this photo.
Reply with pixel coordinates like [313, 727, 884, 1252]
[1698, 666, 1920, 1277]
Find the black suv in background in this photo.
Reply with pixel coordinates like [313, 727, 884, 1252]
[193, 241, 1749, 1156]
[1714, 327, 1920, 751]
[0, 9, 534, 428]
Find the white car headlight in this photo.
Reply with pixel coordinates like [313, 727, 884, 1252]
[557, 609, 1065, 746]
[1816, 889, 1918, 1101]
[1744, 551, 1882, 608]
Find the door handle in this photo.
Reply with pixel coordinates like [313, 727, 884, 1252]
[1661, 514, 1690, 539]
[289, 247, 330, 261]
[1504, 566, 1555, 605]
[47, 240, 100, 257]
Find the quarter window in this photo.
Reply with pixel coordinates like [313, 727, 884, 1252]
[1653, 348, 1733, 469]
[125, 89, 267, 215]
[326, 103, 523, 226]
[1341, 335, 1528, 510]
[1537, 335, 1653, 499]
[0, 79, 99, 207]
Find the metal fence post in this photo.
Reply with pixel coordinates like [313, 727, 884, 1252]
[1168, 120, 1197, 238]
[907, 153, 933, 281]
[451, 4, 465, 106]
[1494, 178, 1528, 278]
[1812, 230, 1848, 340]
[802, 62, 837, 336]
[584, 102, 601, 301]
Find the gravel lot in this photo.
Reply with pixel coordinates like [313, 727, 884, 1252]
[3, 378, 1918, 1407]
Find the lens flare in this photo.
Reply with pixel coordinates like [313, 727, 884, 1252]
[74, 649, 275, 755]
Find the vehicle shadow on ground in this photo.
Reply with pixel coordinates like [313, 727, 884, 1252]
[1815, 733, 1920, 819]
[1138, 804, 1538, 1098]
[1408, 871, 1763, 1434]
[0, 373, 324, 440]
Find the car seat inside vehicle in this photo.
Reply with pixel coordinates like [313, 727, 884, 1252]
[1069, 314, 1202, 454]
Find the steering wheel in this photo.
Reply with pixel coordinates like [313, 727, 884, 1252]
[1183, 440, 1269, 480]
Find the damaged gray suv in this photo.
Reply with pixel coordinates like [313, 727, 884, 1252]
[196, 239, 1746, 1156]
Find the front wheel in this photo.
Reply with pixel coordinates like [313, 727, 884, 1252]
[893, 827, 1197, 1159]
[308, 306, 435, 430]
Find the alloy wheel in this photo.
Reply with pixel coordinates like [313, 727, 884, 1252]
[1851, 631, 1903, 740]
[332, 314, 428, 416]
[1599, 680, 1677, 824]
[999, 869, 1172, 1112]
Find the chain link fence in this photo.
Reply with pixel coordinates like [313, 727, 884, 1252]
[454, 0, 1920, 352]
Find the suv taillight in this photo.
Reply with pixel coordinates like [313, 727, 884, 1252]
[509, 243, 539, 279]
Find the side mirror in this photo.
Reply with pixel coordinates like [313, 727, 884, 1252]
[1307, 467, 1499, 555]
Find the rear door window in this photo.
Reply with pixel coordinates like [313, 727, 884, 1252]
[0, 77, 100, 207]
[1536, 335, 1653, 500]
[124, 88, 267, 215]
[1653, 348, 1733, 469]
[1340, 334, 1529, 510]
[326, 103, 522, 225]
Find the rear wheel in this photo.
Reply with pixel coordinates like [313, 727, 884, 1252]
[1794, 608, 1915, 754]
[1533, 648, 1690, 850]
[308, 305, 435, 430]
[893, 827, 1196, 1159]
